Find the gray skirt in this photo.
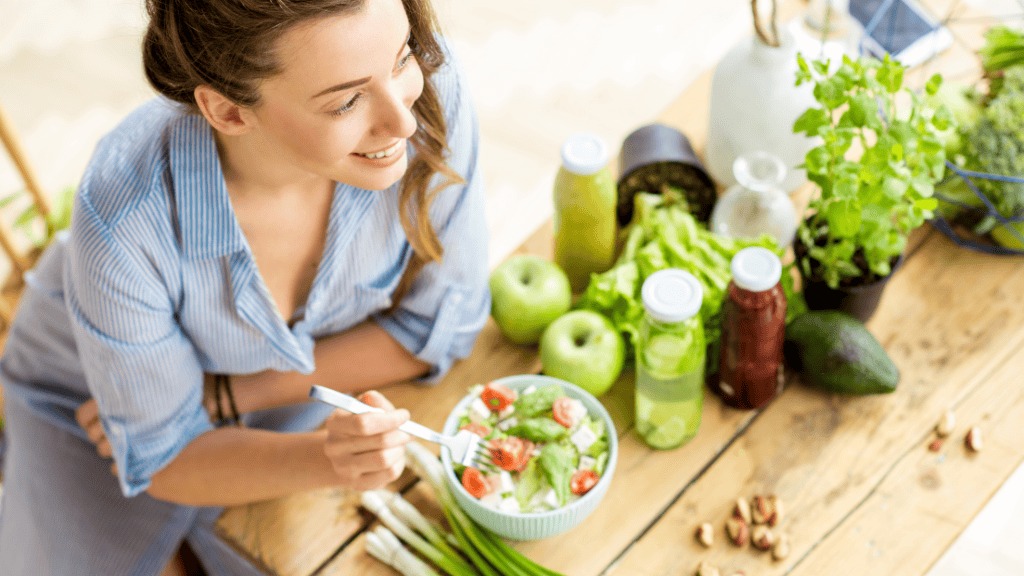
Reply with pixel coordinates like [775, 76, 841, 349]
[0, 394, 333, 575]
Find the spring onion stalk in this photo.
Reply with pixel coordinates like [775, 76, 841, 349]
[361, 491, 479, 576]
[406, 442, 567, 576]
[367, 526, 444, 576]
[376, 490, 464, 556]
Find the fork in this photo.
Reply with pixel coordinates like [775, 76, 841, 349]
[309, 385, 494, 470]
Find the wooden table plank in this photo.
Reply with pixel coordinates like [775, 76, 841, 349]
[607, 232, 1024, 576]
[790, 337, 1024, 575]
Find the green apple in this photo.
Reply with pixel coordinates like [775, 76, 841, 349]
[489, 255, 572, 345]
[539, 310, 625, 396]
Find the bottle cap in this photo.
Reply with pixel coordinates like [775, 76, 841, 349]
[731, 247, 783, 292]
[561, 133, 609, 176]
[641, 269, 703, 323]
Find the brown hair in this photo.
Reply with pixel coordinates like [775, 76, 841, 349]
[142, 0, 463, 309]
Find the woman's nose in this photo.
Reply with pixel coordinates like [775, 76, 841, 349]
[372, 85, 418, 140]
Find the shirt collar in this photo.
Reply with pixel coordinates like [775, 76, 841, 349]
[168, 112, 247, 260]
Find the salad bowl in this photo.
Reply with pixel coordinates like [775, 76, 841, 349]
[440, 374, 618, 540]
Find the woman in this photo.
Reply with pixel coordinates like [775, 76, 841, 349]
[0, 0, 489, 573]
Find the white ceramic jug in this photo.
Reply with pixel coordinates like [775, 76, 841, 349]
[705, 28, 819, 192]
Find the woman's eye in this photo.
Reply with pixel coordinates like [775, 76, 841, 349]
[330, 93, 362, 116]
[396, 50, 413, 70]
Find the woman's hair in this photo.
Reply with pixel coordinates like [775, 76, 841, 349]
[142, 0, 462, 309]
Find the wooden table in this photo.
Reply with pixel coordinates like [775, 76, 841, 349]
[216, 2, 1024, 574]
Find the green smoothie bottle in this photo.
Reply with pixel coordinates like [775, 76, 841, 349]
[553, 133, 617, 294]
[635, 269, 706, 450]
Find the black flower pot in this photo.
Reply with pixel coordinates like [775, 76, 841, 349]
[793, 235, 904, 323]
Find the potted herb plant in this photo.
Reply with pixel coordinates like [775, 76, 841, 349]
[792, 54, 953, 321]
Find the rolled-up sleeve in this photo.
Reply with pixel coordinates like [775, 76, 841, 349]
[373, 42, 491, 382]
[65, 190, 211, 497]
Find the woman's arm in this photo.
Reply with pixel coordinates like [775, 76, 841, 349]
[79, 390, 412, 506]
[227, 320, 430, 414]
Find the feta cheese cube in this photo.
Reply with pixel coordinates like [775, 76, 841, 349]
[578, 455, 597, 471]
[496, 416, 518, 432]
[498, 497, 521, 514]
[469, 398, 491, 422]
[570, 425, 598, 454]
[498, 404, 516, 420]
[479, 492, 503, 509]
[498, 471, 515, 494]
[542, 488, 560, 509]
[522, 385, 537, 396]
[567, 399, 587, 422]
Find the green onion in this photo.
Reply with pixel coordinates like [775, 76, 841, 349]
[361, 491, 479, 576]
[406, 442, 568, 576]
[366, 526, 444, 576]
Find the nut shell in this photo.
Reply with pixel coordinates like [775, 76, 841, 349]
[751, 525, 774, 551]
[696, 561, 721, 576]
[936, 410, 956, 437]
[772, 533, 791, 561]
[733, 497, 753, 524]
[725, 517, 749, 547]
[966, 427, 983, 452]
[696, 522, 714, 548]
[753, 495, 781, 526]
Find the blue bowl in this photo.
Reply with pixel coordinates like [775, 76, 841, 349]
[440, 374, 618, 541]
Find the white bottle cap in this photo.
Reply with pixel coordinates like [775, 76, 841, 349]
[560, 133, 609, 176]
[641, 269, 703, 323]
[730, 247, 782, 292]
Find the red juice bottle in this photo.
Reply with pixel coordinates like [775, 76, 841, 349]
[713, 247, 787, 409]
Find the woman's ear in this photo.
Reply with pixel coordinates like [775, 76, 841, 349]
[194, 85, 257, 135]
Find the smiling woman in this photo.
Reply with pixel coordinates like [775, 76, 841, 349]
[0, 0, 489, 574]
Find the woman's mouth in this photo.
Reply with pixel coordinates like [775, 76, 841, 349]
[355, 140, 403, 160]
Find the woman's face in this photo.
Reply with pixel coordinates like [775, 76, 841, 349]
[252, 0, 424, 191]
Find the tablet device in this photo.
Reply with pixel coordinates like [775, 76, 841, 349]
[849, 0, 953, 67]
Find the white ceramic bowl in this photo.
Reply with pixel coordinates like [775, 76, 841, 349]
[440, 374, 618, 541]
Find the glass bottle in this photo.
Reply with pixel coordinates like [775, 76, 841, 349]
[712, 247, 787, 410]
[635, 269, 706, 450]
[553, 133, 617, 294]
[710, 151, 798, 248]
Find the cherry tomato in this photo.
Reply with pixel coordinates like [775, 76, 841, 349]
[489, 437, 529, 471]
[512, 439, 536, 473]
[460, 422, 491, 438]
[480, 382, 517, 412]
[570, 470, 600, 496]
[552, 396, 581, 428]
[462, 467, 490, 499]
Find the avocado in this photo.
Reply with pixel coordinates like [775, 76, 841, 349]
[784, 311, 900, 395]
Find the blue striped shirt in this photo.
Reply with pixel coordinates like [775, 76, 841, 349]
[0, 42, 490, 498]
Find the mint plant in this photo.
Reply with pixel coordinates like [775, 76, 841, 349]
[793, 54, 953, 288]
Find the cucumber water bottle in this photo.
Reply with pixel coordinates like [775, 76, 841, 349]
[636, 269, 706, 450]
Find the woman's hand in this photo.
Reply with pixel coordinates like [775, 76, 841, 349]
[75, 398, 112, 459]
[322, 390, 412, 491]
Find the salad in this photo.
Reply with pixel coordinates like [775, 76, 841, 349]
[453, 381, 610, 514]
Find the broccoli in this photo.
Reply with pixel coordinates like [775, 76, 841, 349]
[937, 67, 1024, 236]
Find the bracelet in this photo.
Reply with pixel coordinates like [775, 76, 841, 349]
[214, 374, 241, 427]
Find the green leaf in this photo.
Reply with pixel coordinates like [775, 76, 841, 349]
[910, 177, 935, 199]
[931, 104, 954, 131]
[14, 205, 39, 229]
[812, 59, 831, 76]
[833, 175, 859, 200]
[915, 198, 939, 211]
[814, 76, 849, 109]
[793, 108, 830, 136]
[823, 199, 862, 237]
[882, 176, 909, 200]
[925, 73, 944, 96]
[875, 56, 905, 93]
[804, 145, 832, 176]
[0, 190, 24, 210]
[796, 53, 813, 86]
